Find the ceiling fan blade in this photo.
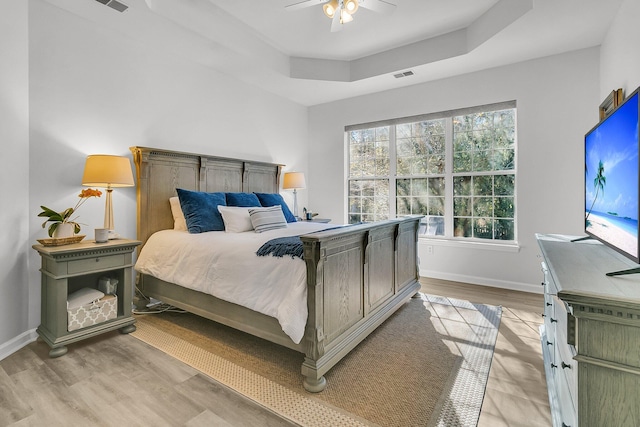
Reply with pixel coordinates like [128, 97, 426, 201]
[357, 0, 396, 14]
[330, 9, 343, 32]
[285, 0, 325, 11]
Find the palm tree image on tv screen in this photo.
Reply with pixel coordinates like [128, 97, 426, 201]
[585, 90, 639, 260]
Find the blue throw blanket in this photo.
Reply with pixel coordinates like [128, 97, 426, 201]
[256, 224, 360, 260]
[256, 236, 304, 259]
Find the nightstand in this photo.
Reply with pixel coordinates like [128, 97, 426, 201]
[32, 238, 141, 357]
[303, 218, 331, 223]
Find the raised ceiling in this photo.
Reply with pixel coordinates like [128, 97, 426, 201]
[44, 0, 623, 106]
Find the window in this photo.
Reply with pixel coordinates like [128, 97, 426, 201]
[347, 102, 516, 242]
[347, 127, 390, 223]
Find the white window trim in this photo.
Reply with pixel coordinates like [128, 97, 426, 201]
[346, 100, 518, 245]
[420, 235, 521, 252]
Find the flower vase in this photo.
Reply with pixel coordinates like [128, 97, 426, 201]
[53, 223, 75, 239]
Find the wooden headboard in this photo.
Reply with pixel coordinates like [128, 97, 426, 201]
[130, 146, 283, 246]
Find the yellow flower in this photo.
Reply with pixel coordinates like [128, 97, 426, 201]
[38, 189, 102, 237]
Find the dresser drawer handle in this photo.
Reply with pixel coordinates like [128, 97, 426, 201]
[561, 362, 572, 369]
[550, 318, 557, 323]
[546, 302, 552, 306]
[546, 341, 553, 346]
[551, 363, 557, 369]
[562, 423, 571, 427]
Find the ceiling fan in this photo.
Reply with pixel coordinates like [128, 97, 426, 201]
[285, 0, 396, 32]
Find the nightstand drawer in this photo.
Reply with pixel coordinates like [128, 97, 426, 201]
[68, 254, 125, 274]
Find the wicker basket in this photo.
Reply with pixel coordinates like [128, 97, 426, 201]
[37, 235, 86, 247]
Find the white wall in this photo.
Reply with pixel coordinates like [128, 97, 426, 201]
[0, 1, 32, 357]
[309, 48, 601, 293]
[3, 0, 309, 356]
[600, 0, 640, 98]
[2, 0, 639, 357]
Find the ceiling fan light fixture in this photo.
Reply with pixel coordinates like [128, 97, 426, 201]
[344, 0, 359, 14]
[323, 0, 339, 18]
[340, 9, 353, 23]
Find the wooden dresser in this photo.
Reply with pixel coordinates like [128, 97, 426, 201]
[537, 234, 640, 427]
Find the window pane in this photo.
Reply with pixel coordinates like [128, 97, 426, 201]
[453, 176, 471, 196]
[396, 123, 412, 138]
[412, 178, 428, 196]
[473, 218, 493, 239]
[349, 197, 361, 213]
[494, 174, 515, 195]
[429, 197, 445, 216]
[454, 131, 472, 152]
[397, 179, 411, 196]
[494, 196, 514, 218]
[362, 129, 375, 142]
[413, 157, 429, 175]
[397, 157, 411, 175]
[428, 134, 446, 154]
[428, 177, 445, 196]
[492, 149, 514, 170]
[473, 197, 493, 217]
[472, 130, 491, 151]
[412, 196, 429, 215]
[397, 197, 411, 215]
[494, 219, 514, 240]
[454, 218, 471, 237]
[428, 154, 445, 174]
[424, 216, 445, 236]
[454, 196, 471, 216]
[473, 150, 491, 171]
[473, 176, 493, 196]
[376, 126, 389, 140]
[453, 151, 472, 173]
[375, 158, 390, 176]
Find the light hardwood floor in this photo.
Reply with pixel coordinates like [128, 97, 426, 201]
[1, 279, 551, 426]
[420, 277, 552, 427]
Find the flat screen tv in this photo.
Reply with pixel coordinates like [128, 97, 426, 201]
[584, 87, 640, 276]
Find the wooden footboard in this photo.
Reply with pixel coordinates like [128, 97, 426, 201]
[300, 217, 421, 391]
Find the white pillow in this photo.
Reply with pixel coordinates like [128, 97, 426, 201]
[217, 206, 254, 233]
[249, 206, 288, 233]
[169, 197, 188, 231]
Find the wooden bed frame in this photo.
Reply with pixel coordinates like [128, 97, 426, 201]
[130, 146, 422, 392]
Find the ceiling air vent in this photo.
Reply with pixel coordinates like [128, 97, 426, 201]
[95, 0, 128, 12]
[393, 70, 414, 79]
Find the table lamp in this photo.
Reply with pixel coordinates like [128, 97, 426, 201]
[283, 172, 306, 219]
[82, 154, 134, 238]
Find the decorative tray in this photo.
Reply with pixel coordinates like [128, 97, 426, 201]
[37, 235, 86, 247]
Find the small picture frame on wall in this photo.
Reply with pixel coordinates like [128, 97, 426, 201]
[599, 88, 624, 121]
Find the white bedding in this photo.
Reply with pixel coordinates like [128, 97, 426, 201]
[134, 222, 334, 344]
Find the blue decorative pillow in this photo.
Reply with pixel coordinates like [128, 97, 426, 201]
[226, 192, 261, 207]
[176, 188, 226, 233]
[254, 192, 297, 223]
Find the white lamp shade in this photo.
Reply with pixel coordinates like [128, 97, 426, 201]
[82, 155, 134, 188]
[283, 172, 306, 190]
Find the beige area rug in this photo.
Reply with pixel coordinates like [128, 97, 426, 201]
[131, 294, 501, 427]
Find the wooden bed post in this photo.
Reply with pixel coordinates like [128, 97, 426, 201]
[301, 238, 328, 392]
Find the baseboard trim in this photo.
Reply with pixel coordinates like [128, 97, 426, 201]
[0, 329, 38, 362]
[420, 269, 542, 294]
